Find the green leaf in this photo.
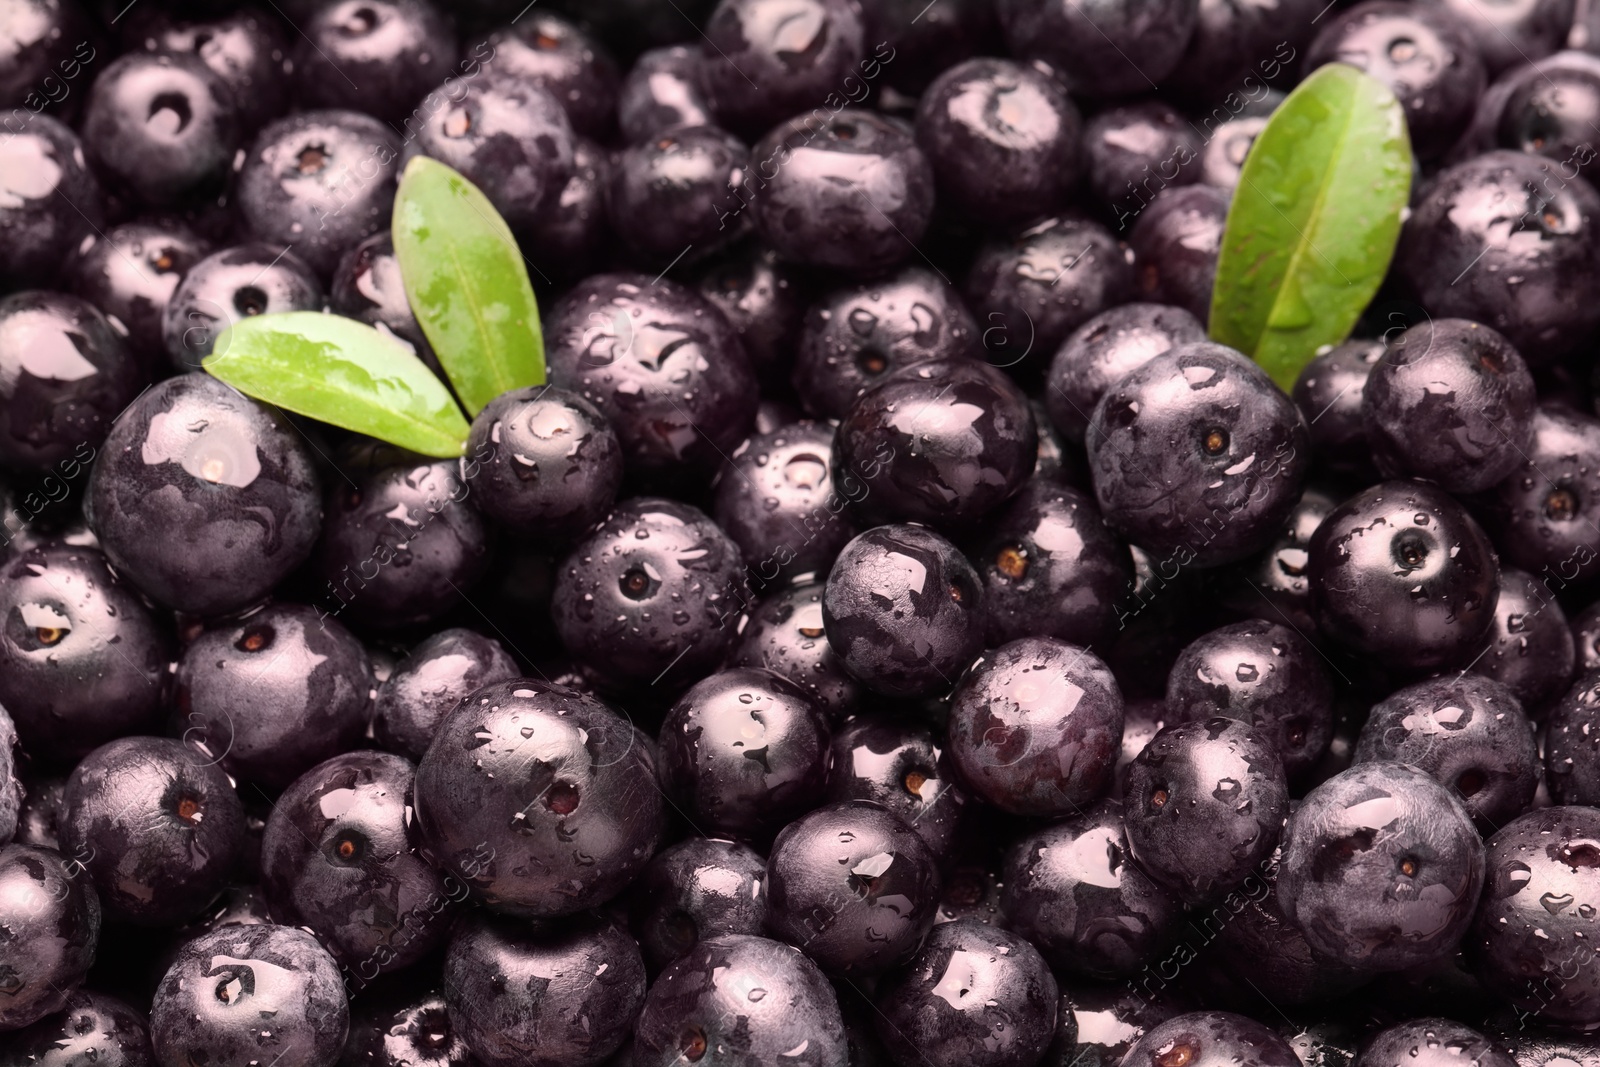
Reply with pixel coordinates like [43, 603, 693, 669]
[392, 155, 545, 415]
[204, 312, 470, 458]
[1209, 63, 1413, 391]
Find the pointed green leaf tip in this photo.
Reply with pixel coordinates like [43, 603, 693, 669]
[204, 312, 470, 458]
[1209, 63, 1413, 391]
[392, 155, 546, 415]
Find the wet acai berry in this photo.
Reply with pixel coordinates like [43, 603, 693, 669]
[821, 523, 984, 699]
[86, 374, 322, 618]
[1354, 674, 1540, 831]
[411, 679, 663, 917]
[765, 800, 942, 975]
[947, 636, 1124, 817]
[1123, 717, 1289, 905]
[628, 836, 768, 973]
[1276, 761, 1486, 972]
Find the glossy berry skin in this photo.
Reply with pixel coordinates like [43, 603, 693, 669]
[610, 124, 748, 267]
[632, 934, 848, 1067]
[330, 230, 438, 372]
[317, 448, 489, 630]
[237, 110, 402, 278]
[0, 989, 152, 1067]
[1468, 806, 1600, 1027]
[1124, 718, 1289, 905]
[485, 13, 620, 140]
[1574, 601, 1600, 675]
[1223, 496, 1342, 636]
[0, 116, 103, 293]
[1084, 102, 1203, 221]
[162, 243, 325, 371]
[973, 480, 1135, 650]
[294, 0, 456, 126]
[618, 45, 713, 144]
[545, 274, 757, 483]
[1087, 342, 1311, 569]
[552, 497, 747, 693]
[1119, 1012, 1300, 1067]
[412, 679, 663, 917]
[1000, 0, 1198, 97]
[628, 837, 767, 972]
[9, 770, 60, 852]
[406, 76, 575, 242]
[87, 374, 321, 617]
[1426, 0, 1570, 73]
[261, 751, 454, 977]
[1543, 669, 1600, 805]
[836, 357, 1037, 532]
[1046, 985, 1189, 1067]
[0, 291, 143, 475]
[1306, 2, 1485, 159]
[1399, 151, 1600, 364]
[519, 136, 612, 281]
[0, 709, 18, 845]
[1362, 319, 1535, 493]
[0, 544, 169, 764]
[967, 216, 1136, 375]
[696, 244, 807, 392]
[372, 628, 520, 761]
[949, 637, 1123, 817]
[442, 911, 645, 1067]
[175, 604, 373, 791]
[1165, 620, 1335, 780]
[128, 7, 290, 134]
[1350, 675, 1536, 831]
[1001, 799, 1182, 979]
[1484, 405, 1600, 584]
[1128, 185, 1228, 324]
[1292, 339, 1383, 475]
[1047, 302, 1206, 444]
[793, 267, 981, 419]
[826, 715, 968, 859]
[1353, 1020, 1515, 1067]
[0, 843, 100, 1031]
[1310, 481, 1500, 671]
[1165, 0, 1309, 97]
[340, 988, 473, 1067]
[730, 579, 867, 722]
[822, 524, 984, 699]
[1198, 117, 1270, 189]
[749, 110, 934, 277]
[1495, 57, 1600, 182]
[60, 736, 243, 927]
[699, 0, 866, 137]
[914, 57, 1081, 225]
[68, 220, 211, 367]
[1276, 761, 1486, 971]
[83, 52, 239, 205]
[875, 919, 1059, 1067]
[766, 800, 941, 975]
[463, 385, 623, 542]
[712, 420, 857, 584]
[659, 667, 831, 842]
[150, 924, 348, 1067]
[0, 0, 96, 116]
[1471, 568, 1575, 714]
[1199, 853, 1377, 1005]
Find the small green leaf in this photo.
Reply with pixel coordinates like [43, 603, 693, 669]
[204, 312, 470, 458]
[1209, 63, 1413, 390]
[392, 155, 545, 415]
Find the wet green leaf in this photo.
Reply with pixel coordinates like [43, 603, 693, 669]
[1210, 63, 1413, 390]
[392, 155, 545, 415]
[204, 312, 470, 458]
